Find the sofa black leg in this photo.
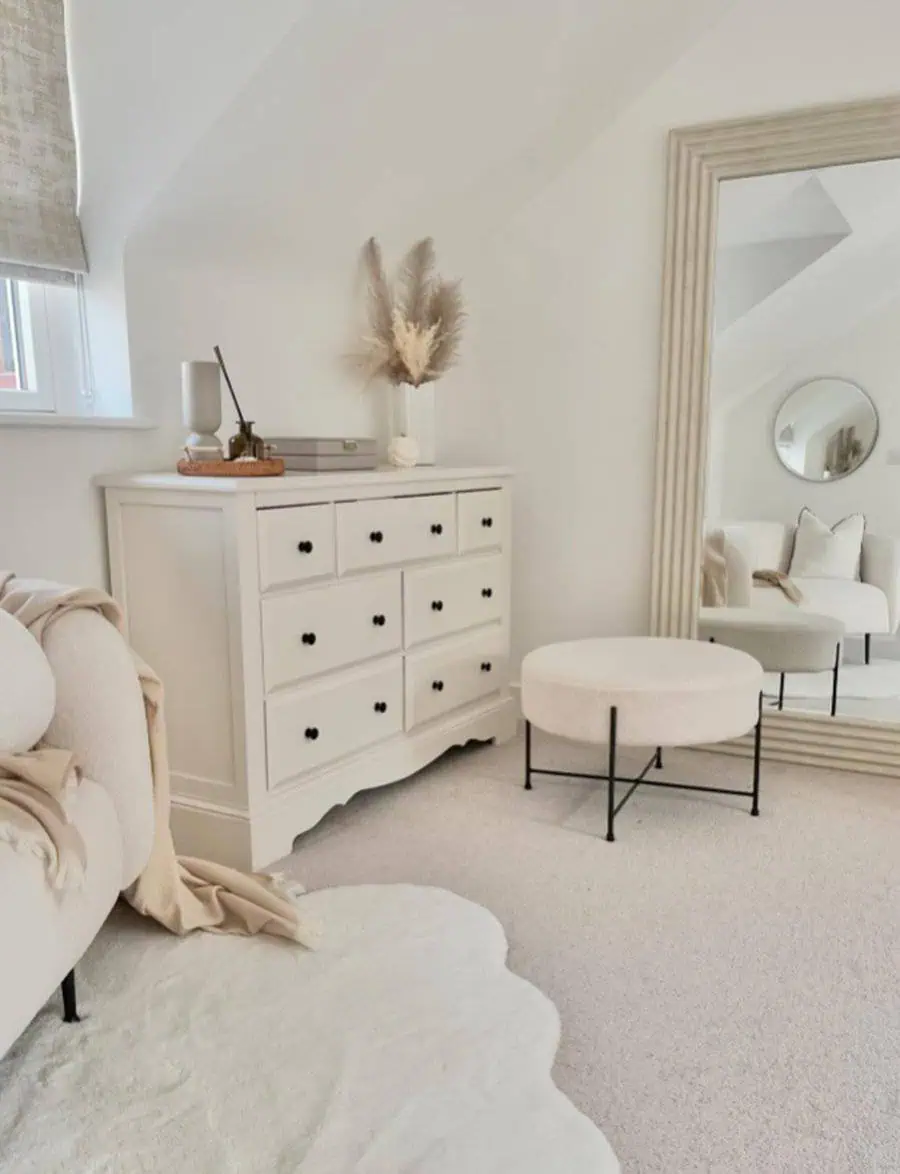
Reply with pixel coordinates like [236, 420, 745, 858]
[61, 969, 80, 1024]
[864, 634, 871, 665]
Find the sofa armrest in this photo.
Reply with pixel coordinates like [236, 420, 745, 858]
[861, 534, 900, 632]
[722, 538, 753, 607]
[41, 609, 154, 889]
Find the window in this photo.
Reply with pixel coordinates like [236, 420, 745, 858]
[0, 277, 92, 414]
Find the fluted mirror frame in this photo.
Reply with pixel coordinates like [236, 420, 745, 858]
[651, 94, 900, 777]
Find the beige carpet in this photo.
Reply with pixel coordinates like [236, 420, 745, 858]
[281, 731, 900, 1174]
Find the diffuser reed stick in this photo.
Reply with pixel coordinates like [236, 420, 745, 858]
[213, 345, 246, 426]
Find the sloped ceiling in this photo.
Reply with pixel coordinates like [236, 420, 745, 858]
[111, 0, 737, 268]
[69, 0, 306, 241]
[712, 157, 900, 410]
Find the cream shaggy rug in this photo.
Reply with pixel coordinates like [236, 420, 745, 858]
[281, 733, 900, 1174]
[0, 885, 618, 1174]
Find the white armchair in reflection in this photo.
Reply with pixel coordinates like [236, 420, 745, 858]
[708, 521, 900, 662]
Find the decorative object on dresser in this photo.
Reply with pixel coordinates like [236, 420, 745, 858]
[181, 361, 224, 460]
[214, 344, 276, 464]
[267, 437, 378, 473]
[177, 347, 285, 477]
[100, 467, 515, 869]
[352, 237, 466, 466]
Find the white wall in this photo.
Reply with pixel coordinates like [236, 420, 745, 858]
[712, 293, 900, 536]
[5, 0, 900, 652]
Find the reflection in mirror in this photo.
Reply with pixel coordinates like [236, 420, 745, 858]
[702, 158, 900, 725]
[774, 377, 878, 481]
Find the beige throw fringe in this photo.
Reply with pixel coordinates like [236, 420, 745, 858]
[0, 574, 319, 948]
[752, 569, 804, 605]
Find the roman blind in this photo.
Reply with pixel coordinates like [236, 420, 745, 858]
[0, 0, 87, 284]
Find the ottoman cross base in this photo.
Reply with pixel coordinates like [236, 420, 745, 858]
[524, 695, 762, 841]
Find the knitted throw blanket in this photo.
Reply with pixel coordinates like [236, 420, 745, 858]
[0, 574, 319, 947]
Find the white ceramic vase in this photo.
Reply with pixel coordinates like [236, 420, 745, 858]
[182, 360, 223, 460]
[391, 382, 435, 465]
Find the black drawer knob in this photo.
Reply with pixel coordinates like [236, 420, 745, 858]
[297, 540, 314, 554]
[481, 517, 493, 528]
[373, 701, 388, 713]
[430, 523, 443, 535]
[481, 587, 493, 599]
[301, 632, 317, 646]
[431, 600, 444, 612]
[481, 661, 493, 673]
[304, 727, 319, 741]
[431, 680, 444, 692]
[372, 613, 386, 627]
[369, 530, 384, 544]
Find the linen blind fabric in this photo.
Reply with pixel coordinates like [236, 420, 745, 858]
[0, 0, 87, 284]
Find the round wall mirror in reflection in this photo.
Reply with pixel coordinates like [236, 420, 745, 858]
[773, 377, 878, 482]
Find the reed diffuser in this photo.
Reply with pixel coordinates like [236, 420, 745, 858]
[213, 345, 266, 460]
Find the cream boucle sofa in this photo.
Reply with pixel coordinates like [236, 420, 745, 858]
[0, 600, 154, 1059]
[710, 522, 900, 653]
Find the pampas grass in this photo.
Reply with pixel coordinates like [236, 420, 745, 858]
[352, 236, 466, 387]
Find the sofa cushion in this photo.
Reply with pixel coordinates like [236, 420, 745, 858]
[0, 611, 54, 754]
[788, 508, 865, 581]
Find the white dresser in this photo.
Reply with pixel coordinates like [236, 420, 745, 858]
[100, 467, 515, 869]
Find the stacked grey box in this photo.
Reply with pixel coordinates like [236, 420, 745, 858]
[268, 438, 378, 472]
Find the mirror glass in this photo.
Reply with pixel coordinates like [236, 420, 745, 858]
[703, 157, 900, 725]
[773, 377, 878, 481]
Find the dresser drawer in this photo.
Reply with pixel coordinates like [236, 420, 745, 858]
[258, 505, 335, 590]
[261, 572, 401, 692]
[337, 494, 456, 572]
[458, 489, 504, 554]
[404, 555, 503, 647]
[405, 626, 507, 729]
[266, 658, 404, 787]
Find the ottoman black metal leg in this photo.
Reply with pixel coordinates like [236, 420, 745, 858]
[865, 633, 871, 665]
[61, 969, 80, 1024]
[831, 642, 840, 718]
[606, 706, 618, 843]
[778, 672, 785, 711]
[751, 692, 762, 817]
[524, 720, 533, 790]
[654, 747, 663, 769]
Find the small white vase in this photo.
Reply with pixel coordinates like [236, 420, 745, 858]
[391, 383, 435, 465]
[182, 360, 223, 459]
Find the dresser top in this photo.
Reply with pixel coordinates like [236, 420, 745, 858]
[96, 465, 513, 494]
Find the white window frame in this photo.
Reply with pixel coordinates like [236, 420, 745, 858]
[0, 278, 94, 415]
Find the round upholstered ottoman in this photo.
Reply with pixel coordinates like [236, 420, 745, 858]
[697, 607, 844, 716]
[520, 637, 764, 841]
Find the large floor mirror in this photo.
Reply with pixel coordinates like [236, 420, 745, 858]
[652, 96, 900, 774]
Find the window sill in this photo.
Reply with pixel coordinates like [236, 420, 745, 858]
[0, 412, 157, 431]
